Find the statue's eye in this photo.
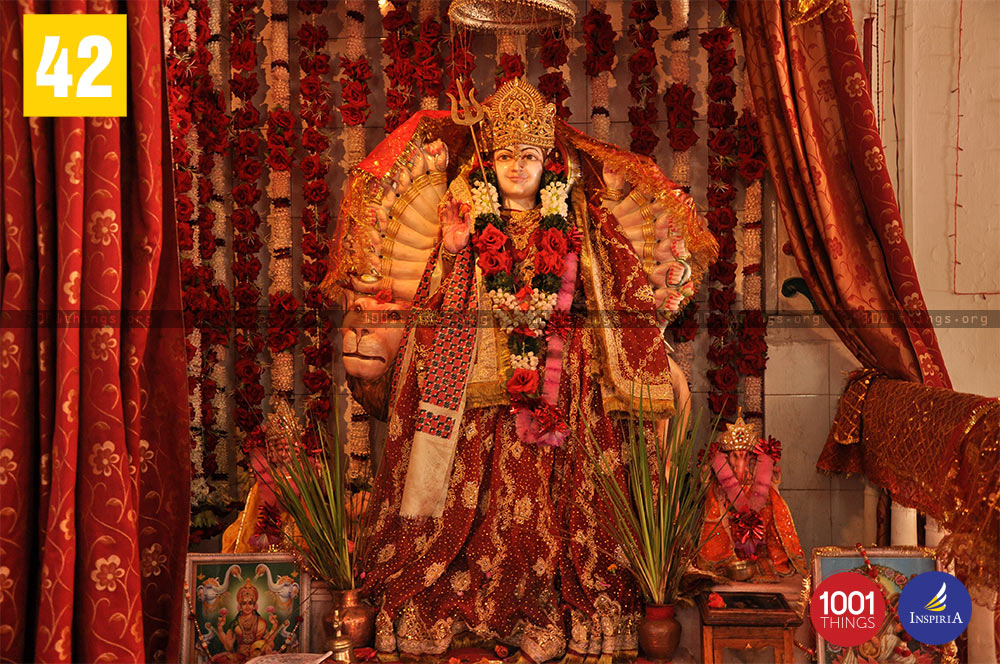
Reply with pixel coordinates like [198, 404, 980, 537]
[352, 304, 363, 313]
[496, 152, 513, 161]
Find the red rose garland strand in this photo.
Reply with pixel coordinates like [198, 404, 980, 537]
[229, 0, 266, 451]
[382, 0, 417, 132]
[538, 29, 570, 119]
[496, 51, 525, 88]
[298, 0, 335, 428]
[701, 26, 740, 421]
[415, 2, 445, 110]
[582, 2, 614, 144]
[627, 0, 660, 157]
[165, 0, 212, 523]
[340, 1, 371, 167]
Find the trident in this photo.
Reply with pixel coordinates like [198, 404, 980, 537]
[446, 77, 487, 175]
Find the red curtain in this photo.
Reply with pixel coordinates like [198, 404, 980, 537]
[735, 0, 951, 392]
[0, 1, 189, 662]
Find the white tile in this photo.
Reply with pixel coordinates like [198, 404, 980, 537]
[765, 340, 830, 395]
[829, 339, 861, 395]
[780, 489, 831, 562]
[765, 395, 832, 491]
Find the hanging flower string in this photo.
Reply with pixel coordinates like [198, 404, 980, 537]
[229, 0, 266, 453]
[470, 153, 577, 446]
[495, 51, 525, 88]
[664, 0, 697, 189]
[701, 26, 740, 421]
[582, 2, 615, 141]
[415, 1, 445, 110]
[195, 0, 235, 530]
[340, 0, 371, 167]
[164, 0, 212, 528]
[446, 28, 476, 101]
[538, 28, 571, 119]
[627, 0, 660, 156]
[298, 0, 336, 428]
[381, 0, 417, 132]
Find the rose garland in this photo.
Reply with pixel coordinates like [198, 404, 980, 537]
[340, 0, 371, 167]
[627, 0, 660, 157]
[298, 0, 335, 429]
[229, 0, 266, 453]
[382, 0, 417, 132]
[701, 26, 740, 421]
[495, 51, 525, 88]
[664, 0, 697, 188]
[538, 28, 570, 120]
[195, 0, 235, 533]
[469, 152, 578, 446]
[415, 1, 444, 110]
[165, 0, 211, 522]
[583, 2, 615, 141]
[710, 436, 782, 559]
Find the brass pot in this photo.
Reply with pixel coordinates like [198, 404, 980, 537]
[638, 604, 681, 662]
[322, 588, 376, 651]
[725, 559, 754, 581]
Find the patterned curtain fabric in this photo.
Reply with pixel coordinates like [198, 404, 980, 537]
[0, 2, 189, 662]
[734, 0, 951, 392]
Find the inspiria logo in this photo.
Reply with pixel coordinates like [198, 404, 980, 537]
[899, 571, 971, 645]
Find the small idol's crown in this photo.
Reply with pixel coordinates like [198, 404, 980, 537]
[237, 578, 259, 602]
[483, 78, 556, 151]
[719, 408, 758, 452]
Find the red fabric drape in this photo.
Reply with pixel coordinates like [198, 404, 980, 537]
[0, 2, 189, 662]
[735, 0, 951, 394]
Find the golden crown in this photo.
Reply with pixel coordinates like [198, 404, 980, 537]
[236, 578, 259, 602]
[718, 408, 759, 453]
[483, 79, 556, 151]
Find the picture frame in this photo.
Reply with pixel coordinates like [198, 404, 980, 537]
[181, 552, 311, 664]
[810, 546, 947, 664]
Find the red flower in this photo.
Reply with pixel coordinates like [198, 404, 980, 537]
[708, 49, 736, 76]
[304, 180, 329, 204]
[235, 157, 263, 182]
[628, 49, 656, 76]
[340, 56, 373, 81]
[303, 369, 332, 393]
[708, 287, 736, 314]
[170, 23, 191, 51]
[709, 259, 737, 285]
[707, 102, 737, 129]
[231, 209, 260, 233]
[297, 0, 327, 14]
[382, 5, 413, 31]
[709, 365, 739, 391]
[506, 369, 540, 400]
[707, 593, 726, 609]
[699, 27, 733, 53]
[303, 340, 333, 368]
[539, 228, 568, 255]
[268, 328, 298, 352]
[177, 222, 194, 250]
[300, 154, 328, 181]
[708, 390, 738, 418]
[302, 128, 329, 153]
[420, 17, 443, 46]
[536, 249, 565, 276]
[473, 224, 508, 253]
[628, 0, 658, 22]
[175, 197, 195, 222]
[738, 157, 768, 182]
[668, 128, 699, 152]
[340, 104, 368, 127]
[301, 260, 327, 284]
[230, 38, 256, 71]
[630, 124, 660, 156]
[233, 104, 260, 130]
[497, 53, 525, 84]
[540, 30, 569, 68]
[708, 129, 737, 156]
[706, 184, 736, 208]
[233, 183, 261, 207]
[478, 250, 513, 277]
[706, 75, 737, 102]
[298, 22, 329, 50]
[533, 403, 568, 434]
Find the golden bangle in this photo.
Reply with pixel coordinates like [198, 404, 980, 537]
[599, 188, 626, 202]
[440, 245, 457, 265]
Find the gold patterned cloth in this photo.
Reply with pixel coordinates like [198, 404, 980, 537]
[820, 370, 1000, 608]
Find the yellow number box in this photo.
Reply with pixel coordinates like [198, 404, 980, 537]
[23, 14, 127, 117]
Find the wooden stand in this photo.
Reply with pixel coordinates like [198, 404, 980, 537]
[697, 591, 802, 664]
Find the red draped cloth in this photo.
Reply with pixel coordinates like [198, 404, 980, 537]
[0, 2, 189, 662]
[735, 0, 951, 400]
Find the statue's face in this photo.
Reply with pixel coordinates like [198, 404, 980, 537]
[341, 295, 406, 382]
[728, 449, 749, 482]
[493, 144, 544, 209]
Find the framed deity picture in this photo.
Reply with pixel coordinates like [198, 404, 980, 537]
[181, 553, 311, 664]
[810, 546, 948, 664]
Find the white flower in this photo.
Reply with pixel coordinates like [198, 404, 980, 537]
[539, 181, 569, 217]
[470, 180, 500, 217]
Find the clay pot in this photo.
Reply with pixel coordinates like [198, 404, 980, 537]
[322, 588, 376, 651]
[638, 604, 681, 662]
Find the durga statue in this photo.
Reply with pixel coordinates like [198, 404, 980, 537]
[324, 78, 717, 662]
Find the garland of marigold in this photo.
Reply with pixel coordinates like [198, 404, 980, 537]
[298, 0, 335, 430]
[627, 0, 660, 156]
[700, 26, 740, 421]
[229, 0, 265, 453]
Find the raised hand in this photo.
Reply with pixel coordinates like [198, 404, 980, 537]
[440, 197, 472, 254]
